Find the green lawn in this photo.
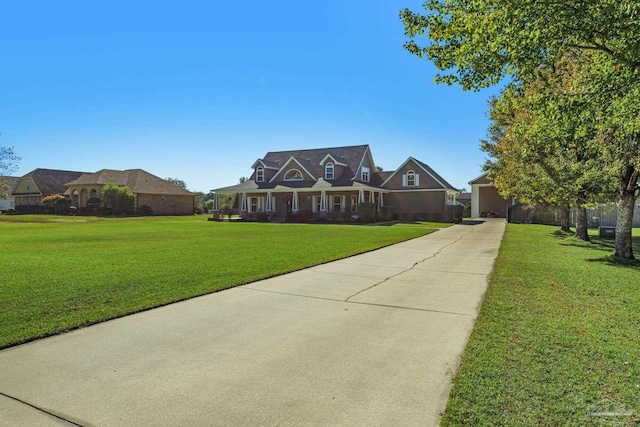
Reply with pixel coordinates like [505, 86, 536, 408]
[0, 215, 438, 349]
[442, 224, 640, 426]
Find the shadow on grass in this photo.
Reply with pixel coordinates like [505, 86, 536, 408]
[550, 229, 640, 268]
[586, 255, 640, 269]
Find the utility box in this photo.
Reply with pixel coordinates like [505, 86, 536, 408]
[598, 226, 616, 239]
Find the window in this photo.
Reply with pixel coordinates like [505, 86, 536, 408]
[256, 167, 264, 182]
[361, 166, 370, 182]
[314, 196, 321, 213]
[284, 169, 303, 181]
[351, 195, 357, 213]
[250, 197, 259, 212]
[407, 170, 416, 186]
[325, 162, 334, 180]
[26, 180, 30, 191]
[332, 195, 342, 213]
[403, 170, 419, 187]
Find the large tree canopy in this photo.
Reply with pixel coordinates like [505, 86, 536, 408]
[482, 51, 618, 239]
[401, 0, 640, 90]
[401, 1, 640, 259]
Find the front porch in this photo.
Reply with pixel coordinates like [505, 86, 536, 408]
[211, 188, 388, 223]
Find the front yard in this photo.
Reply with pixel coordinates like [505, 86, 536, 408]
[442, 224, 640, 426]
[0, 215, 438, 349]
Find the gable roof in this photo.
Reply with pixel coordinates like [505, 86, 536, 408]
[468, 172, 491, 185]
[14, 169, 88, 196]
[66, 169, 194, 196]
[268, 156, 317, 183]
[261, 145, 370, 184]
[381, 157, 456, 190]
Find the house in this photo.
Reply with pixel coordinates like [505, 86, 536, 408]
[12, 169, 88, 212]
[212, 145, 460, 222]
[0, 176, 19, 210]
[469, 172, 514, 218]
[65, 169, 194, 215]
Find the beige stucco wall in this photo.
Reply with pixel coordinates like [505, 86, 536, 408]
[12, 178, 41, 198]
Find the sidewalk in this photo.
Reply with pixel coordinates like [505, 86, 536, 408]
[0, 219, 506, 426]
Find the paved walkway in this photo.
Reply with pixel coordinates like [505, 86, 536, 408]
[0, 219, 506, 427]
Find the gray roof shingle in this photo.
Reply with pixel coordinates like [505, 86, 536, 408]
[66, 169, 194, 195]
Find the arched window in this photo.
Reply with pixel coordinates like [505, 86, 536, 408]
[407, 170, 416, 186]
[256, 166, 264, 182]
[284, 169, 304, 181]
[325, 162, 334, 180]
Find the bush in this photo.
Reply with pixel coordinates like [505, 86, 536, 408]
[358, 202, 376, 223]
[138, 205, 153, 216]
[379, 206, 394, 222]
[102, 183, 134, 214]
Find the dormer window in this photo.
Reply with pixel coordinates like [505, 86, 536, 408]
[325, 162, 334, 180]
[361, 166, 370, 182]
[284, 169, 304, 181]
[403, 170, 420, 187]
[407, 170, 416, 186]
[256, 166, 264, 182]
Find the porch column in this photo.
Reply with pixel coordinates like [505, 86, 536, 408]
[292, 191, 299, 212]
[320, 191, 327, 212]
[241, 192, 248, 212]
[378, 192, 384, 208]
[212, 192, 219, 211]
[359, 189, 365, 203]
[369, 190, 375, 203]
[266, 191, 272, 212]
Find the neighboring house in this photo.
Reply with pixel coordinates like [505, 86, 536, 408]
[0, 176, 19, 210]
[12, 169, 87, 209]
[65, 169, 194, 215]
[469, 172, 515, 218]
[212, 145, 460, 222]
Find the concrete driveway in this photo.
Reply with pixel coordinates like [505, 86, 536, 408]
[0, 219, 505, 427]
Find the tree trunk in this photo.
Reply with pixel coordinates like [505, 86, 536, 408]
[615, 188, 636, 259]
[575, 204, 589, 241]
[560, 203, 571, 233]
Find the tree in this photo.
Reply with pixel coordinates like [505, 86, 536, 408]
[165, 177, 187, 190]
[401, 1, 640, 258]
[0, 145, 20, 199]
[101, 183, 134, 214]
[400, 1, 640, 91]
[238, 176, 248, 184]
[482, 52, 616, 239]
[193, 191, 205, 212]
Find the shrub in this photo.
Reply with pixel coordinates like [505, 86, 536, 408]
[102, 183, 134, 214]
[138, 205, 153, 216]
[358, 202, 376, 223]
[379, 206, 394, 222]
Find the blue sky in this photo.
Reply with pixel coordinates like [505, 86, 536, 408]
[2, 0, 497, 193]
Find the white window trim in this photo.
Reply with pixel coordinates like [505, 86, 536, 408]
[284, 169, 304, 181]
[325, 162, 334, 180]
[256, 166, 264, 182]
[361, 166, 370, 182]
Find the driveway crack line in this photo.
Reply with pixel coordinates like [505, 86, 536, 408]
[0, 391, 85, 426]
[344, 233, 465, 302]
[240, 287, 472, 316]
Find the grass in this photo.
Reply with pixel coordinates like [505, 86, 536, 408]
[0, 215, 438, 349]
[441, 224, 640, 426]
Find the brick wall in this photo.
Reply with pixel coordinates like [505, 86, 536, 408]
[137, 194, 194, 215]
